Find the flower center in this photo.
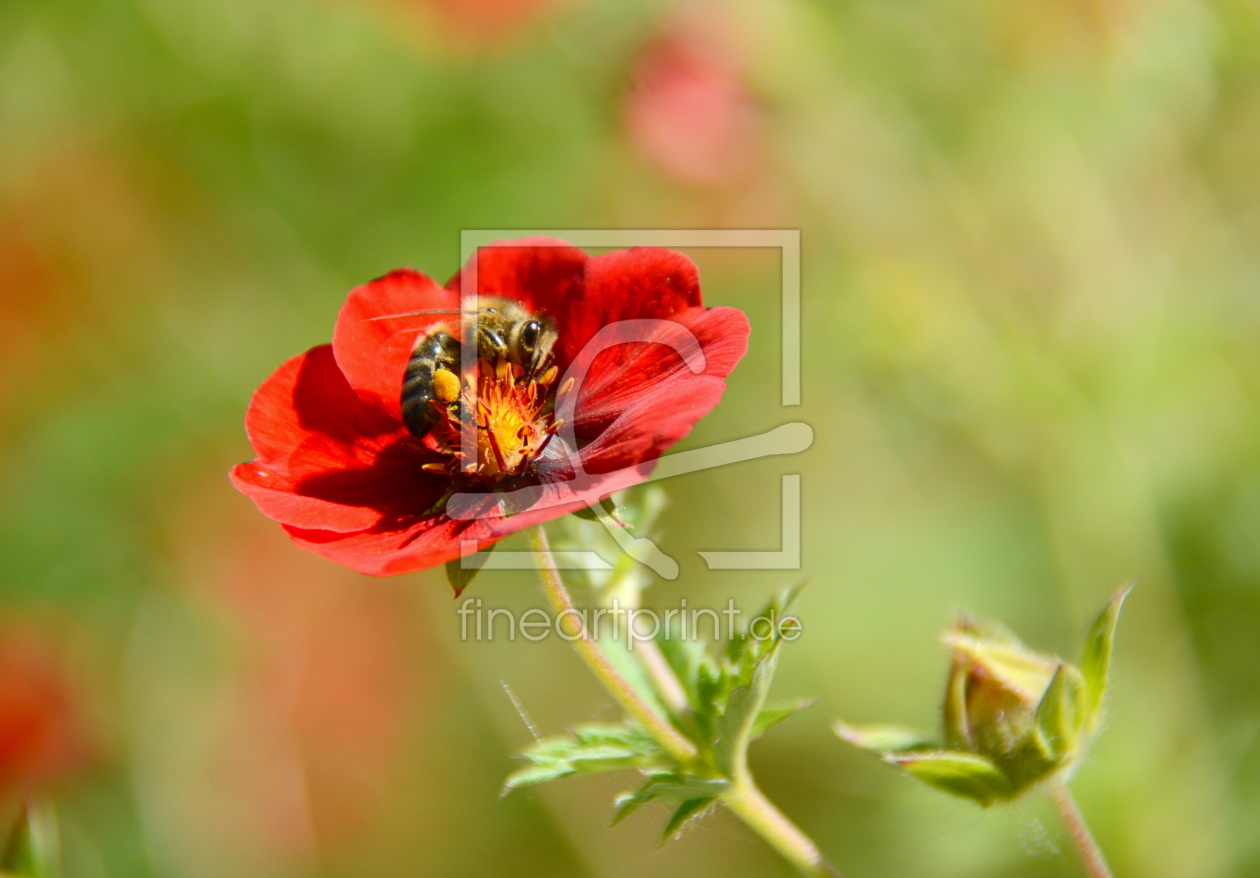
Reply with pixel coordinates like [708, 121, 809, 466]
[422, 361, 563, 485]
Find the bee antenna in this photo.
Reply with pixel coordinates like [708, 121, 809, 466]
[367, 308, 462, 321]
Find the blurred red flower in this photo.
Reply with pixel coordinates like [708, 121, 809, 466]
[410, 0, 557, 44]
[624, 13, 766, 187]
[231, 239, 748, 579]
[0, 633, 88, 797]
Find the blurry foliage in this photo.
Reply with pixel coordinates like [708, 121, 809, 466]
[0, 0, 1258, 876]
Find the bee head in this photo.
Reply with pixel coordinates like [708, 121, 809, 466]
[511, 317, 558, 376]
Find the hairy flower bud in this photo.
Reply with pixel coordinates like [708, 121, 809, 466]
[836, 586, 1129, 806]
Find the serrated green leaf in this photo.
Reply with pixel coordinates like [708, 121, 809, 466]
[661, 798, 715, 841]
[502, 762, 579, 793]
[1081, 584, 1131, 730]
[714, 645, 781, 774]
[1034, 663, 1087, 761]
[611, 777, 731, 825]
[890, 750, 1013, 806]
[504, 722, 671, 795]
[570, 723, 658, 750]
[834, 721, 935, 754]
[611, 786, 659, 825]
[567, 743, 659, 770]
[750, 700, 811, 740]
[523, 737, 643, 765]
[726, 582, 806, 663]
[695, 656, 725, 708]
[655, 635, 709, 704]
[713, 684, 756, 775]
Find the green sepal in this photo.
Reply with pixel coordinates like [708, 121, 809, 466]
[620, 485, 668, 533]
[1, 801, 59, 878]
[942, 654, 971, 750]
[571, 497, 623, 524]
[570, 504, 600, 522]
[1034, 662, 1087, 762]
[888, 750, 1013, 806]
[834, 721, 935, 755]
[1081, 584, 1131, 731]
[445, 541, 496, 596]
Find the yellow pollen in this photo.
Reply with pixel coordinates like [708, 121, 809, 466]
[432, 369, 461, 404]
[428, 365, 552, 483]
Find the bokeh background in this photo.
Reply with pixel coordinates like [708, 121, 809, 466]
[2, 0, 1258, 875]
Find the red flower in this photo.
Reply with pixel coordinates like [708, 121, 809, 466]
[0, 632, 89, 797]
[231, 239, 749, 579]
[624, 11, 765, 186]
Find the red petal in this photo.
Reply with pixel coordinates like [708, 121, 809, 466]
[232, 345, 446, 532]
[332, 269, 460, 419]
[551, 247, 703, 371]
[444, 237, 588, 332]
[231, 465, 380, 532]
[285, 482, 605, 578]
[568, 305, 749, 445]
[579, 375, 729, 475]
[282, 502, 530, 578]
[447, 242, 709, 381]
[282, 518, 488, 578]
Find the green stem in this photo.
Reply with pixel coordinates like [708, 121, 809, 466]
[1050, 783, 1114, 878]
[635, 637, 690, 715]
[529, 526, 697, 763]
[722, 771, 844, 878]
[528, 525, 843, 878]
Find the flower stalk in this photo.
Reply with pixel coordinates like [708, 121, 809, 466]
[528, 526, 696, 763]
[528, 525, 842, 878]
[722, 770, 843, 878]
[1049, 783, 1114, 878]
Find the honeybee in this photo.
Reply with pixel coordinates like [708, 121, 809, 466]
[393, 296, 558, 437]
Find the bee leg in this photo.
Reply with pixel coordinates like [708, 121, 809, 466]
[402, 331, 461, 437]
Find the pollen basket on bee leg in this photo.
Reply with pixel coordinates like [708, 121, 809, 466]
[432, 369, 461, 404]
[410, 355, 560, 486]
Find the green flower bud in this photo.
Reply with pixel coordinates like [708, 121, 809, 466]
[835, 585, 1130, 806]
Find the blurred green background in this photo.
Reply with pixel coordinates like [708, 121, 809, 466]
[1, 0, 1258, 875]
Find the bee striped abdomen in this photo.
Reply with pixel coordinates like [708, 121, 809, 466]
[401, 329, 461, 437]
